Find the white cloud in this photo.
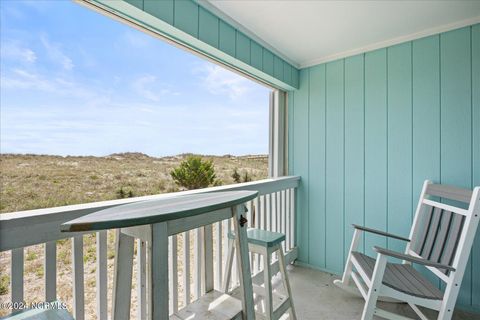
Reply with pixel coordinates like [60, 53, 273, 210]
[196, 63, 251, 100]
[1, 68, 100, 101]
[122, 30, 150, 48]
[131, 75, 178, 102]
[40, 34, 74, 70]
[1, 41, 37, 63]
[132, 75, 159, 101]
[2, 69, 54, 91]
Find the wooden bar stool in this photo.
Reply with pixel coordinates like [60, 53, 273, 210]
[223, 229, 297, 320]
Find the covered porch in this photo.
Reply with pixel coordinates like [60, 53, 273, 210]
[1, 1, 479, 319]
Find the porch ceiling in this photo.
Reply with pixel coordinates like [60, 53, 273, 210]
[202, 0, 480, 68]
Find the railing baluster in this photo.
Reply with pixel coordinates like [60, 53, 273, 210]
[45, 241, 56, 302]
[182, 231, 191, 306]
[291, 188, 296, 249]
[11, 248, 24, 312]
[277, 191, 281, 234]
[253, 197, 260, 273]
[221, 219, 229, 288]
[215, 222, 222, 290]
[286, 189, 291, 252]
[260, 195, 266, 268]
[72, 235, 85, 320]
[96, 231, 108, 320]
[282, 190, 287, 253]
[230, 219, 238, 287]
[194, 228, 202, 299]
[268, 193, 273, 232]
[204, 225, 214, 293]
[137, 238, 147, 320]
[168, 235, 178, 314]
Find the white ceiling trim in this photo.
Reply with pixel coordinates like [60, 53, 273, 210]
[198, 0, 300, 68]
[300, 15, 480, 68]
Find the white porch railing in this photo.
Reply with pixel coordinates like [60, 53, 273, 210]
[0, 176, 300, 319]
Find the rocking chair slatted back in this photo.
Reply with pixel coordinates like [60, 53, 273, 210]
[409, 181, 474, 277]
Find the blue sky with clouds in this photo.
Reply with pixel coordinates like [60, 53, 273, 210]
[0, 0, 270, 157]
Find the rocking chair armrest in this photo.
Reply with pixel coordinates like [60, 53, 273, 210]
[352, 224, 410, 242]
[373, 246, 456, 272]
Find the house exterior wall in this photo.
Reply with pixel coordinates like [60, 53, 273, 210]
[90, 0, 299, 89]
[288, 24, 480, 312]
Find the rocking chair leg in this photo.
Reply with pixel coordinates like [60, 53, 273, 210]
[341, 229, 362, 285]
[334, 229, 362, 291]
[361, 254, 387, 320]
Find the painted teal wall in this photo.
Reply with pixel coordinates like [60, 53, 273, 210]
[288, 24, 480, 311]
[121, 0, 299, 89]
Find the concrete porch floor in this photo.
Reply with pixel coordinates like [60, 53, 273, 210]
[287, 265, 479, 320]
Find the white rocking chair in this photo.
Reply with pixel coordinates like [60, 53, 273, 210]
[334, 180, 480, 320]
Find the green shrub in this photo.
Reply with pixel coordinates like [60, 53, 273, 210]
[231, 168, 252, 183]
[231, 168, 241, 183]
[243, 172, 252, 183]
[116, 187, 135, 199]
[170, 156, 218, 190]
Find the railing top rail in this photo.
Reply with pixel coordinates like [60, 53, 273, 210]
[0, 176, 300, 251]
[0, 176, 300, 220]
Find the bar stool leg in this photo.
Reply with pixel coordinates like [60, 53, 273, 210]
[277, 245, 296, 320]
[112, 229, 135, 320]
[263, 247, 273, 320]
[233, 204, 255, 320]
[222, 238, 235, 293]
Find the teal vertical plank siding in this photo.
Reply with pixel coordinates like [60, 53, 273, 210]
[344, 55, 365, 256]
[218, 21, 236, 57]
[412, 36, 441, 218]
[412, 35, 442, 288]
[125, 0, 143, 10]
[284, 63, 292, 86]
[274, 56, 284, 81]
[308, 64, 327, 268]
[387, 43, 413, 253]
[236, 32, 250, 64]
[472, 24, 480, 309]
[289, 24, 479, 313]
[263, 50, 274, 76]
[325, 61, 345, 272]
[364, 49, 388, 257]
[144, 0, 173, 25]
[292, 68, 299, 89]
[250, 41, 263, 70]
[198, 7, 218, 48]
[174, 0, 198, 38]
[294, 69, 310, 263]
[440, 27, 472, 306]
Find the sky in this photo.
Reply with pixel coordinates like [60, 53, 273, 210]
[0, 0, 271, 157]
